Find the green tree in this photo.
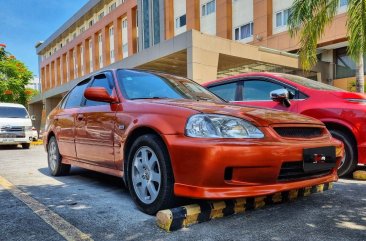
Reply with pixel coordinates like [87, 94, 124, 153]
[0, 44, 33, 105]
[288, 0, 366, 93]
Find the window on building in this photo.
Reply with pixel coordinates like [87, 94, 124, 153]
[89, 20, 94, 27]
[60, 43, 63, 48]
[175, 14, 186, 28]
[123, 19, 128, 28]
[234, 22, 254, 40]
[54, 48, 57, 53]
[66, 38, 69, 43]
[110, 50, 115, 59]
[98, 34, 102, 43]
[98, 12, 104, 21]
[275, 8, 290, 28]
[80, 26, 85, 34]
[73, 33, 77, 39]
[109, 27, 114, 36]
[202, 0, 215, 16]
[109, 2, 117, 12]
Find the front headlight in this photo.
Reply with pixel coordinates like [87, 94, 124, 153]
[25, 126, 32, 131]
[185, 114, 264, 138]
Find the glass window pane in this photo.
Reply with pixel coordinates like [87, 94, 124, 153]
[202, 5, 206, 16]
[276, 12, 282, 27]
[208, 82, 237, 101]
[142, 0, 150, 49]
[240, 24, 251, 39]
[243, 80, 284, 100]
[153, 0, 160, 45]
[283, 9, 289, 26]
[85, 74, 114, 106]
[235, 28, 239, 40]
[64, 80, 90, 109]
[180, 14, 186, 27]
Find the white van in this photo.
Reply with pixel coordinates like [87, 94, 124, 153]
[0, 103, 35, 149]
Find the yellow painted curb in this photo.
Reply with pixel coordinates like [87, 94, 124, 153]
[353, 170, 366, 180]
[156, 182, 333, 232]
[31, 140, 43, 146]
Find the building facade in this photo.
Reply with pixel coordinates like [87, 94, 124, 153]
[31, 0, 353, 130]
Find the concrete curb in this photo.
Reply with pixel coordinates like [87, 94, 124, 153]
[156, 182, 333, 232]
[353, 170, 366, 180]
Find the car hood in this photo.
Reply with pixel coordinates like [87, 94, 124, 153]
[0, 118, 32, 127]
[151, 99, 323, 127]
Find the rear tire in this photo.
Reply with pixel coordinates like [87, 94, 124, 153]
[329, 129, 357, 177]
[126, 134, 176, 215]
[22, 143, 30, 149]
[47, 136, 70, 176]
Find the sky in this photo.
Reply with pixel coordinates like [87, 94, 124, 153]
[0, 0, 89, 77]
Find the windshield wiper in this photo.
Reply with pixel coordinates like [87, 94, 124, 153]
[130, 96, 170, 100]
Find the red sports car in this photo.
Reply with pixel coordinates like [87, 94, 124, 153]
[204, 72, 366, 176]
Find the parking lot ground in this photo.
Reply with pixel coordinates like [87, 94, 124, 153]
[0, 145, 365, 241]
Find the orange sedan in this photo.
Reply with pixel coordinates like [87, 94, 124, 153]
[44, 69, 343, 214]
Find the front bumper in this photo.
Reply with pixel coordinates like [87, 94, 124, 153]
[164, 135, 343, 199]
[0, 131, 33, 145]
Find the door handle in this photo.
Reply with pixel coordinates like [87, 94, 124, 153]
[76, 114, 84, 121]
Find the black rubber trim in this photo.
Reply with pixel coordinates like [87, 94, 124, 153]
[223, 200, 235, 216]
[197, 202, 212, 223]
[169, 206, 187, 231]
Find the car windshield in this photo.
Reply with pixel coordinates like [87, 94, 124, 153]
[0, 106, 29, 118]
[277, 73, 344, 91]
[117, 69, 224, 102]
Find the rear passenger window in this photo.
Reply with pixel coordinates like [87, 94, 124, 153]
[64, 79, 90, 109]
[208, 82, 238, 101]
[85, 73, 115, 107]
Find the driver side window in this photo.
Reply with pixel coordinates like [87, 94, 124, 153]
[84, 73, 115, 107]
[242, 80, 295, 101]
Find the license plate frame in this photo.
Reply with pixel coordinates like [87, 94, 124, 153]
[303, 146, 336, 173]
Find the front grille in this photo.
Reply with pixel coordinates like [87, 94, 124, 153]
[278, 161, 330, 181]
[0, 126, 24, 132]
[274, 127, 323, 138]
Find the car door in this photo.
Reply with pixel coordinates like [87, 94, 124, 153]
[55, 79, 90, 160]
[235, 78, 300, 112]
[75, 72, 117, 168]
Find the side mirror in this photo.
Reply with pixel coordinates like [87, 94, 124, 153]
[270, 89, 291, 107]
[84, 87, 117, 103]
[30, 115, 36, 121]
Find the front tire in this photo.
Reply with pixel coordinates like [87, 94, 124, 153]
[22, 143, 30, 149]
[126, 134, 176, 215]
[47, 136, 70, 176]
[329, 129, 357, 177]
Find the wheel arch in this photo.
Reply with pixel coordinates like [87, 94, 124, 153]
[122, 126, 170, 183]
[324, 121, 358, 157]
[46, 131, 56, 151]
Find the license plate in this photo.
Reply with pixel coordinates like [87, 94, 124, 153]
[2, 138, 15, 143]
[303, 146, 336, 173]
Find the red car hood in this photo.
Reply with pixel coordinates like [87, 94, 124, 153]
[152, 99, 323, 127]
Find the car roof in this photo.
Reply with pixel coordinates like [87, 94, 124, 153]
[203, 72, 280, 86]
[0, 103, 26, 108]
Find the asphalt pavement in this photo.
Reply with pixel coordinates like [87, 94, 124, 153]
[0, 145, 365, 241]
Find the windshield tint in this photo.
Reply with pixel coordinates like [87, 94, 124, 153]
[117, 69, 223, 102]
[277, 73, 343, 91]
[0, 107, 29, 118]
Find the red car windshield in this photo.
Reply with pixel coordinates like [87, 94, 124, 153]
[276, 73, 344, 91]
